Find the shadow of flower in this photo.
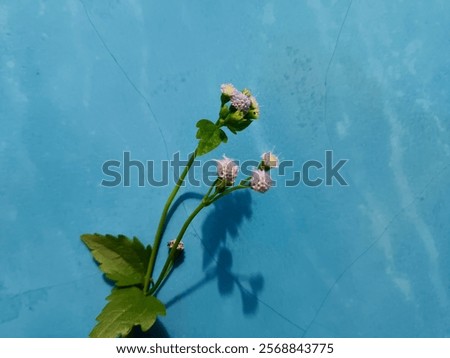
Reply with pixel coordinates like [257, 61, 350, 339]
[216, 247, 265, 316]
[201, 190, 253, 269]
[166, 190, 265, 316]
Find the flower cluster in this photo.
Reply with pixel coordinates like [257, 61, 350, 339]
[82, 82, 278, 338]
[251, 151, 278, 193]
[219, 83, 260, 133]
[215, 151, 279, 194]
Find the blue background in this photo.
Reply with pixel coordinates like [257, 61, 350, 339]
[1, 0, 449, 337]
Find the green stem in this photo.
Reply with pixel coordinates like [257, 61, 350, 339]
[143, 150, 197, 294]
[149, 183, 249, 295]
[208, 180, 250, 203]
[149, 201, 206, 295]
[204, 179, 218, 200]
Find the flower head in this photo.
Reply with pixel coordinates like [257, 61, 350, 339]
[262, 152, 279, 169]
[251, 169, 272, 193]
[230, 91, 251, 113]
[216, 156, 239, 184]
[221, 83, 238, 97]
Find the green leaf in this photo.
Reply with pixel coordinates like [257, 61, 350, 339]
[196, 119, 228, 156]
[219, 128, 228, 143]
[90, 287, 166, 338]
[81, 234, 151, 287]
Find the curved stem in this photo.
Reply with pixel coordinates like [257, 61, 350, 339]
[152, 261, 175, 296]
[149, 201, 206, 295]
[149, 183, 250, 295]
[203, 179, 218, 201]
[208, 180, 250, 203]
[143, 150, 197, 294]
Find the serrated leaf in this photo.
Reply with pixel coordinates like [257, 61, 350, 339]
[90, 287, 166, 338]
[81, 234, 151, 287]
[196, 119, 228, 156]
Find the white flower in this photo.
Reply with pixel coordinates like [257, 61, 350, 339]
[221, 83, 238, 97]
[250, 95, 259, 112]
[168, 240, 184, 251]
[250, 95, 259, 109]
[251, 169, 272, 193]
[262, 152, 279, 169]
[216, 156, 239, 184]
[245, 95, 260, 119]
[230, 91, 251, 113]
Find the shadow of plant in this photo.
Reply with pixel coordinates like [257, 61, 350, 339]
[201, 190, 253, 269]
[106, 189, 264, 338]
[216, 246, 264, 315]
[127, 319, 170, 338]
[165, 190, 265, 316]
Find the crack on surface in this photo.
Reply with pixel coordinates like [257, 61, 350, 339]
[183, 209, 305, 334]
[79, 0, 170, 158]
[171, 195, 306, 332]
[322, 0, 353, 148]
[302, 162, 450, 337]
[0, 274, 99, 325]
[249, 287, 306, 333]
[80, 0, 326, 336]
[13, 274, 99, 298]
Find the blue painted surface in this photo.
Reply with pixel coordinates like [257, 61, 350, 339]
[1, 0, 449, 337]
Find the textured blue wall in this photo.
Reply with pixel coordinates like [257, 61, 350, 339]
[1, 0, 449, 337]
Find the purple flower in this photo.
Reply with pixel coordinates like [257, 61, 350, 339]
[216, 156, 239, 184]
[230, 91, 251, 113]
[251, 169, 272, 193]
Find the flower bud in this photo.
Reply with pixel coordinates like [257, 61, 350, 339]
[216, 156, 239, 185]
[251, 169, 272, 193]
[262, 152, 279, 169]
[219, 104, 229, 118]
[246, 96, 260, 119]
[242, 88, 252, 97]
[246, 110, 258, 120]
[250, 96, 259, 109]
[227, 109, 245, 122]
[168, 240, 184, 251]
